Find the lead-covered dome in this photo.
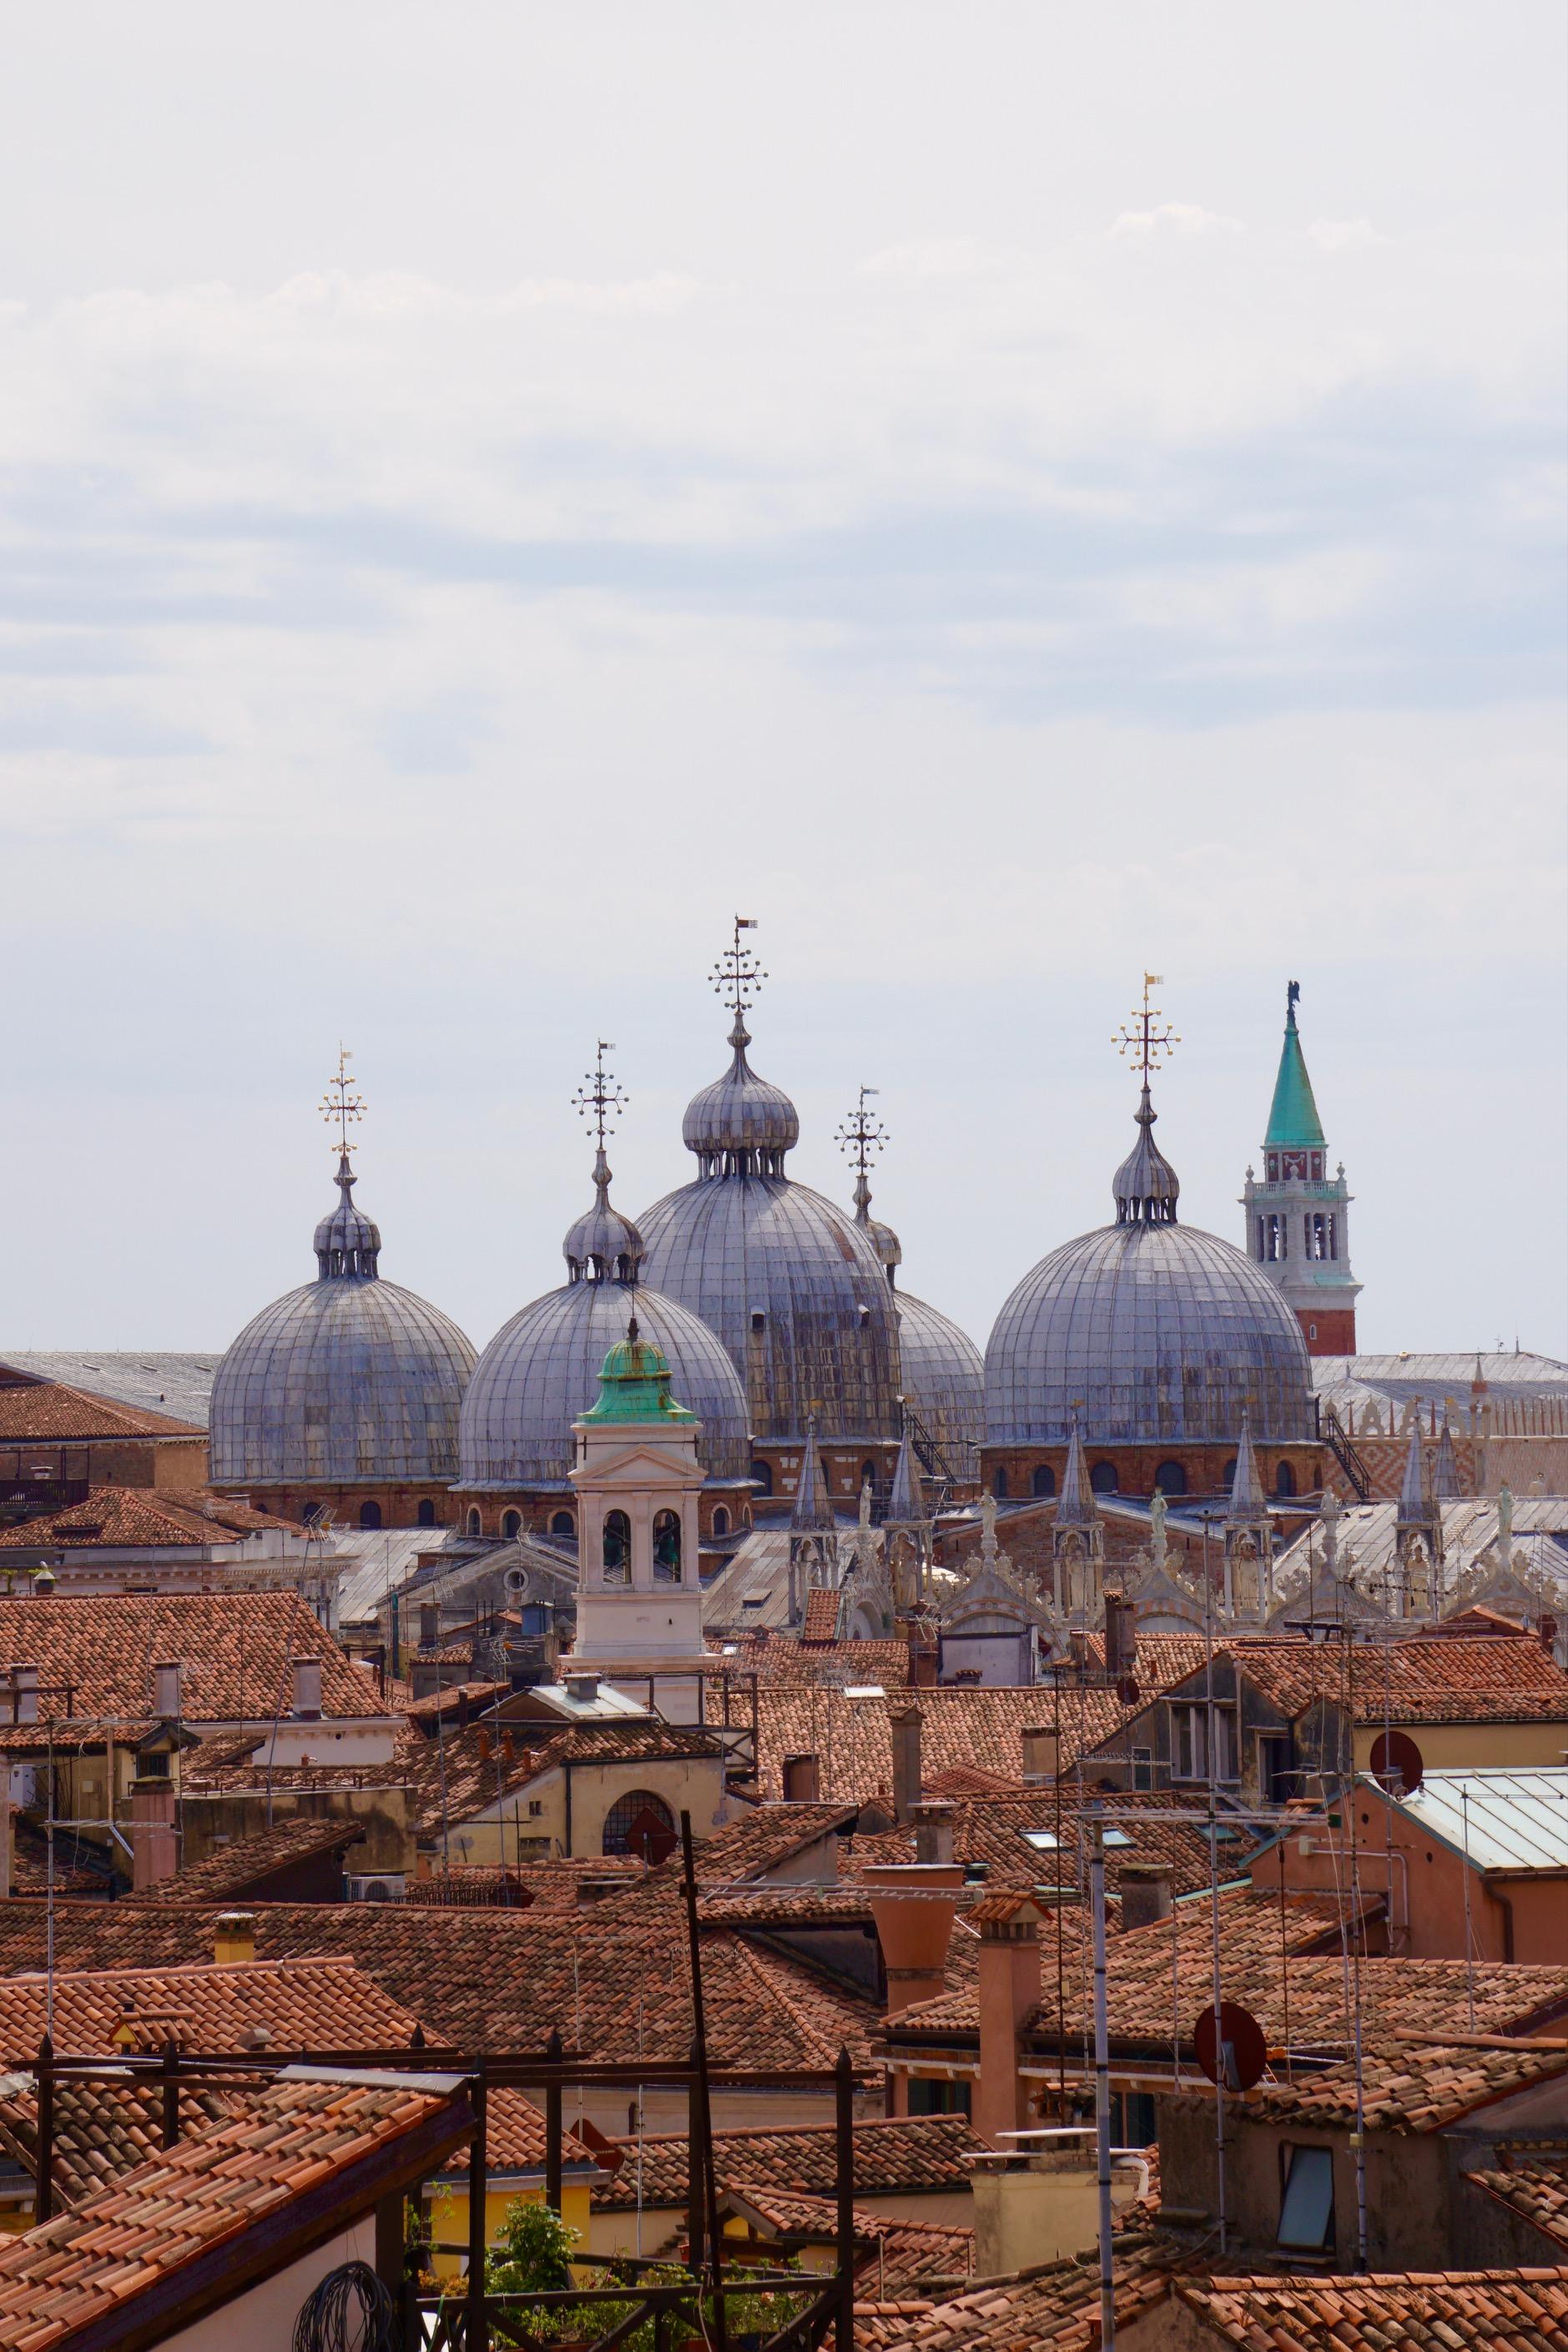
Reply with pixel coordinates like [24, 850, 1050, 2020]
[896, 1291, 986, 1470]
[681, 1015, 801, 1173]
[210, 1154, 475, 1486]
[458, 1149, 750, 1486]
[986, 1086, 1312, 1446]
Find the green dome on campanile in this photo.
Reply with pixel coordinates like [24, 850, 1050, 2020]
[581, 1320, 698, 1426]
[1264, 982, 1326, 1149]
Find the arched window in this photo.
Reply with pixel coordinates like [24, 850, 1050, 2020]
[359, 1500, 382, 1530]
[416, 1498, 437, 1528]
[602, 1789, 677, 1861]
[550, 1510, 576, 1538]
[712, 1506, 729, 1537]
[1032, 1464, 1056, 1499]
[466, 1507, 482, 1537]
[750, 1460, 774, 1496]
[992, 1466, 1009, 1500]
[653, 1509, 682, 1582]
[502, 1509, 522, 1540]
[1090, 1461, 1119, 1496]
[602, 1509, 631, 1581]
[1274, 1460, 1297, 1498]
[1154, 1461, 1187, 1498]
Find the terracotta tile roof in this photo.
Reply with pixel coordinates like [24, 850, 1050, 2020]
[123, 1817, 362, 1905]
[0, 1955, 423, 2062]
[0, 2072, 471, 2350]
[0, 1902, 879, 2067]
[0, 1591, 385, 1724]
[0, 1380, 205, 1442]
[920, 1765, 1025, 1797]
[396, 1678, 512, 1729]
[403, 1722, 551, 1840]
[0, 2077, 245, 2208]
[888, 1886, 1568, 2058]
[853, 2223, 1202, 2349]
[594, 2114, 986, 2210]
[800, 1590, 842, 1644]
[734, 1688, 1096, 1804]
[841, 1790, 1251, 1899]
[1224, 1633, 1568, 1726]
[725, 1631, 914, 1689]
[435, 2084, 600, 2179]
[1248, 2035, 1568, 2133]
[696, 1885, 879, 1929]
[1171, 2267, 1568, 2351]
[1467, 2147, 1568, 2252]
[692, 1802, 860, 1884]
[0, 1487, 300, 1551]
[722, 2183, 974, 2290]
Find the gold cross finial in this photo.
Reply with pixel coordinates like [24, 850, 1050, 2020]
[572, 1041, 628, 1150]
[1114, 977, 1180, 1083]
[320, 1046, 366, 1157]
[710, 915, 766, 1024]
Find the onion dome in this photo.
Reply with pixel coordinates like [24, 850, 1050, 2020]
[458, 1142, 750, 1488]
[986, 1083, 1313, 1446]
[682, 1011, 800, 1176]
[638, 936, 901, 1446]
[210, 1149, 475, 1487]
[895, 1291, 985, 1470]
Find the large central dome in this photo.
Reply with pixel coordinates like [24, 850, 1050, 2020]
[636, 956, 900, 1446]
[986, 1083, 1313, 1446]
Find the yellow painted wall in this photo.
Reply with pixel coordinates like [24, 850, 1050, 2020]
[428, 2179, 594, 2280]
[1351, 1722, 1568, 1773]
[443, 1754, 729, 1865]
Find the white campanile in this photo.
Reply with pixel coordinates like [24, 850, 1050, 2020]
[568, 1317, 709, 1664]
[1242, 982, 1361, 1358]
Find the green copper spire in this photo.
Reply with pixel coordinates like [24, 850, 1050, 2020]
[582, 1316, 697, 1426]
[1263, 981, 1326, 1149]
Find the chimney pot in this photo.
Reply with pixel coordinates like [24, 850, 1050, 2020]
[783, 1752, 821, 1804]
[566, 1672, 600, 1706]
[213, 1911, 256, 1966]
[291, 1656, 322, 1721]
[910, 1799, 956, 1865]
[477, 1727, 492, 1764]
[502, 1729, 516, 1764]
[890, 1704, 924, 1826]
[1021, 1726, 1059, 1783]
[1118, 1861, 1175, 1931]
[152, 1659, 182, 1719]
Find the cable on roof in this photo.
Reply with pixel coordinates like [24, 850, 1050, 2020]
[290, 2259, 398, 2352]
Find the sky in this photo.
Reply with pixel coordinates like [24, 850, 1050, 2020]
[0, 2, 1563, 1361]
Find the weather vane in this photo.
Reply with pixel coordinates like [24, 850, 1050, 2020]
[835, 1085, 888, 1180]
[320, 1046, 366, 1158]
[710, 915, 767, 1025]
[1114, 973, 1180, 1083]
[572, 1041, 628, 1150]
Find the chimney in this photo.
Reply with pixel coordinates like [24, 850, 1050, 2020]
[291, 1657, 322, 1721]
[1104, 1594, 1136, 1678]
[864, 1860, 966, 2016]
[13, 1665, 38, 1728]
[1118, 1861, 1174, 1932]
[1068, 1629, 1089, 1673]
[213, 1911, 256, 1965]
[783, 1753, 821, 1804]
[910, 1800, 955, 1866]
[477, 1726, 492, 1764]
[1021, 1726, 1059, 1784]
[153, 1660, 182, 1719]
[910, 1643, 939, 1689]
[129, 1777, 179, 1892]
[890, 1705, 924, 1826]
[566, 1672, 601, 1706]
[0, 1790, 11, 1901]
[975, 1895, 1046, 2148]
[502, 1730, 516, 1765]
[419, 1603, 440, 1650]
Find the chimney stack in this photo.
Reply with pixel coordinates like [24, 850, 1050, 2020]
[974, 1893, 1046, 2148]
[291, 1657, 322, 1721]
[153, 1660, 183, 1719]
[477, 1727, 492, 1764]
[419, 1603, 440, 1650]
[1104, 1593, 1137, 1678]
[13, 1665, 38, 1728]
[910, 1643, 939, 1689]
[129, 1776, 179, 1891]
[1021, 1726, 1059, 1783]
[863, 1860, 965, 2016]
[1118, 1861, 1174, 1932]
[890, 1705, 924, 1825]
[213, 1911, 256, 1965]
[910, 1800, 955, 1866]
[783, 1753, 822, 1804]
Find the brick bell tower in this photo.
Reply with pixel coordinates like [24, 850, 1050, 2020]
[1242, 982, 1360, 1357]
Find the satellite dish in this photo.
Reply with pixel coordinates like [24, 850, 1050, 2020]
[1369, 1729, 1424, 1799]
[1194, 2002, 1268, 2094]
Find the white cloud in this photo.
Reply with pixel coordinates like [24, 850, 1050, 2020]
[1110, 201, 1244, 239]
[1308, 218, 1384, 251]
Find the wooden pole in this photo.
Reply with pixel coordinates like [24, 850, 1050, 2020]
[544, 2025, 563, 2214]
[834, 2046, 855, 2352]
[466, 2067, 488, 2352]
[678, 1809, 728, 2352]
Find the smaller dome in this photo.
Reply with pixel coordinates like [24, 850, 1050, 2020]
[582, 1317, 697, 1426]
[683, 1017, 799, 1176]
[1112, 1085, 1180, 1226]
[313, 1154, 382, 1277]
[563, 1152, 644, 1284]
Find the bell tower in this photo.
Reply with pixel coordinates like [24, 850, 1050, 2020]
[1242, 982, 1360, 1357]
[568, 1320, 708, 1665]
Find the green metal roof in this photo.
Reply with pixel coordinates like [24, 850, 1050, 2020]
[581, 1324, 697, 1426]
[1264, 996, 1325, 1149]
